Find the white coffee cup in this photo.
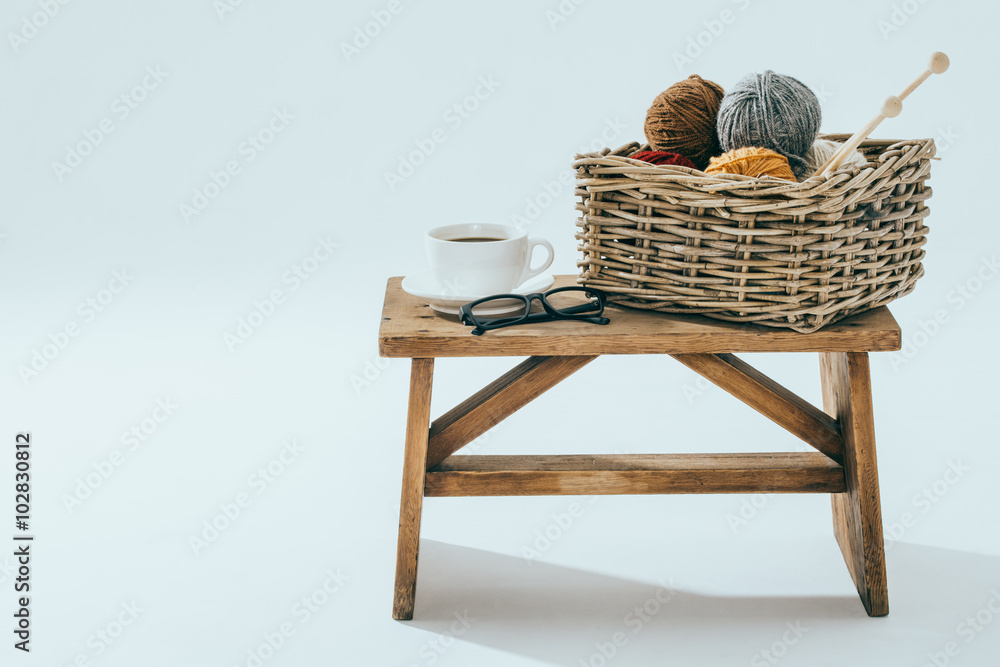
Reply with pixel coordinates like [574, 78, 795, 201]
[426, 223, 554, 295]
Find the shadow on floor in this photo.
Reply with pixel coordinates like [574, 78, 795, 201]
[402, 540, 1000, 666]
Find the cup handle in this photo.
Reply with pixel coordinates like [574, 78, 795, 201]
[519, 238, 554, 286]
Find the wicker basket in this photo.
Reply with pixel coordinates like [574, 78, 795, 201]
[574, 134, 935, 332]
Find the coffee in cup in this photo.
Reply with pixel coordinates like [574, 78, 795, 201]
[425, 223, 554, 295]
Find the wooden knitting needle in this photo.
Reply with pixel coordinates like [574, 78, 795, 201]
[818, 51, 949, 177]
[898, 51, 950, 101]
[817, 97, 902, 176]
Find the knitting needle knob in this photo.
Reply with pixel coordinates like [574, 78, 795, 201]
[929, 51, 950, 75]
[880, 95, 902, 119]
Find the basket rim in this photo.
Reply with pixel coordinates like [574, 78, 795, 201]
[573, 135, 936, 190]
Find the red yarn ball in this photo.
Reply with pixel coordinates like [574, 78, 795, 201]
[629, 150, 698, 169]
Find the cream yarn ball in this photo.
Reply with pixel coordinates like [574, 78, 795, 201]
[803, 139, 869, 179]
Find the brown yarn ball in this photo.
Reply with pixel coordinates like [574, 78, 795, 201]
[643, 74, 725, 170]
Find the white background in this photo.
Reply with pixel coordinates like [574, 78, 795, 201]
[2, 0, 998, 665]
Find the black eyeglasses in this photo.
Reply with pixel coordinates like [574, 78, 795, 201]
[459, 286, 609, 335]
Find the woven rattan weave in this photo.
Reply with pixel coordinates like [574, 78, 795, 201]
[575, 134, 934, 332]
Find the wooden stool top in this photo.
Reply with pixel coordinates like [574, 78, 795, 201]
[378, 276, 901, 358]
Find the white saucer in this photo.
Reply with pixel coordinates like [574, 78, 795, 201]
[401, 271, 555, 316]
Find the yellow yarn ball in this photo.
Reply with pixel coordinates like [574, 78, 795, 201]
[705, 147, 796, 181]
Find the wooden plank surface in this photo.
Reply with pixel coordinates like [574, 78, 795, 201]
[392, 358, 434, 621]
[379, 276, 902, 358]
[671, 353, 844, 464]
[426, 355, 596, 469]
[820, 352, 889, 617]
[424, 453, 846, 496]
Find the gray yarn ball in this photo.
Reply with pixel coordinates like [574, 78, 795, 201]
[716, 71, 822, 178]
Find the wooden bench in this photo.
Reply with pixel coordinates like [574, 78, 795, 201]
[379, 275, 900, 620]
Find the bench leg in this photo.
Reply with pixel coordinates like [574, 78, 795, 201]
[820, 352, 889, 616]
[393, 358, 434, 620]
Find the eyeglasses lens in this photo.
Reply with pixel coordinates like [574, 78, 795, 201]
[544, 289, 601, 315]
[469, 297, 530, 326]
